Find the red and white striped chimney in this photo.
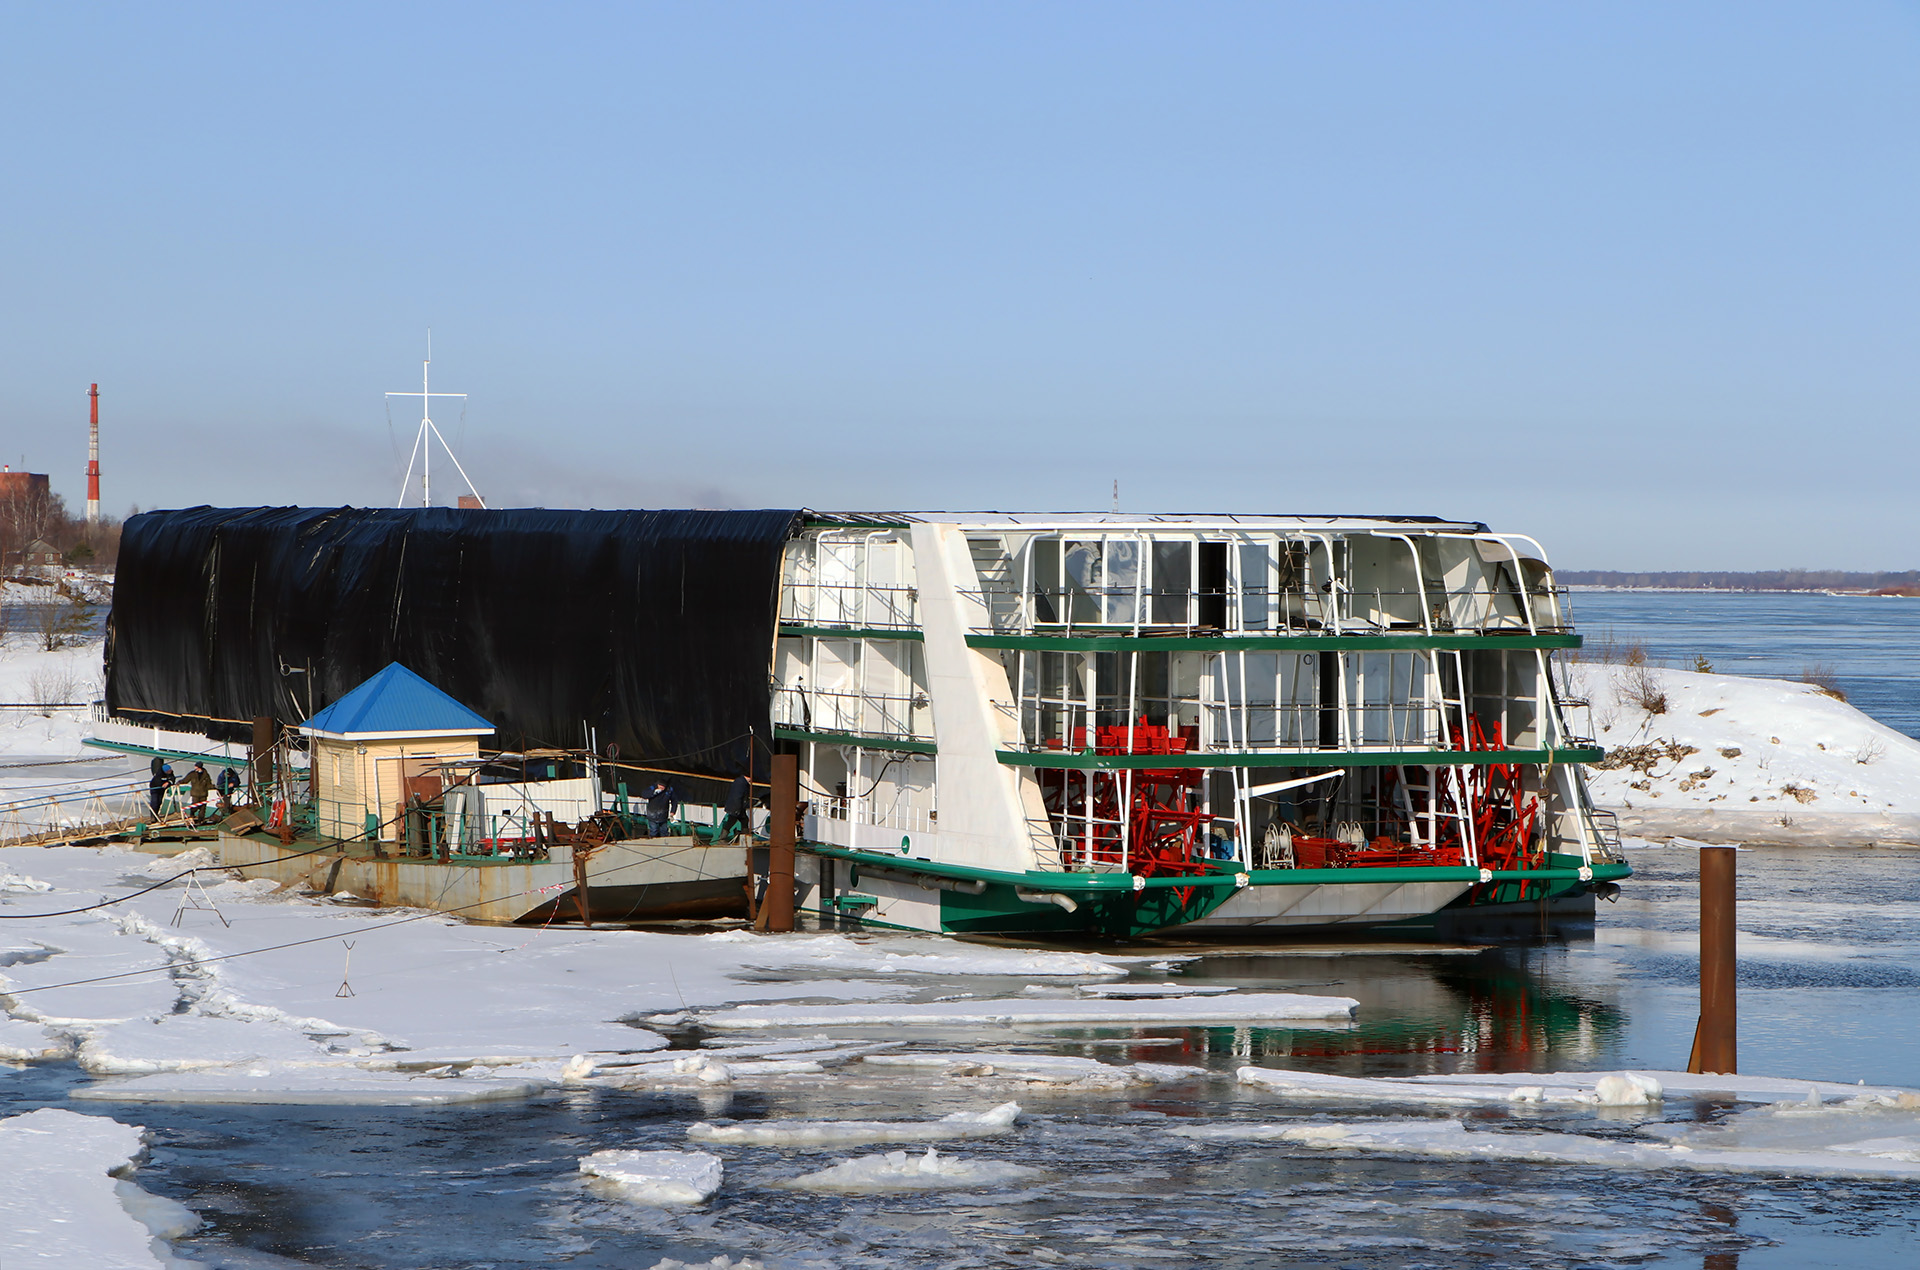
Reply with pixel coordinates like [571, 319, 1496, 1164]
[86, 383, 99, 526]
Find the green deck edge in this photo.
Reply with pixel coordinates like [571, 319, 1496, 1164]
[778, 624, 926, 642]
[773, 727, 938, 754]
[83, 737, 255, 769]
[994, 746, 1604, 770]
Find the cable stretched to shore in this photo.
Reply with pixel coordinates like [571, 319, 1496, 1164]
[0, 843, 725, 996]
[0, 728, 767, 919]
[0, 806, 414, 919]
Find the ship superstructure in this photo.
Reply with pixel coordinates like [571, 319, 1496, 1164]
[774, 513, 1625, 936]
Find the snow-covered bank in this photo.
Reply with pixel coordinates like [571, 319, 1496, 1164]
[1565, 660, 1920, 844]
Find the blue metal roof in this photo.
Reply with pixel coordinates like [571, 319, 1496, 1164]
[301, 663, 494, 737]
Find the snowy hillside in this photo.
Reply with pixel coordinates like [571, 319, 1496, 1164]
[1562, 659, 1920, 845]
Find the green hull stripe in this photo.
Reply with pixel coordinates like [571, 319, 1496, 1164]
[779, 624, 925, 642]
[803, 843, 1231, 892]
[773, 728, 937, 754]
[967, 632, 1581, 652]
[995, 747, 1603, 770]
[800, 842, 1631, 892]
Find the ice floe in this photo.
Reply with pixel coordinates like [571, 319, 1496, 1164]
[688, 1101, 1022, 1149]
[69, 1063, 547, 1105]
[863, 1052, 1207, 1088]
[1074, 982, 1233, 998]
[1643, 1090, 1920, 1160]
[77, 1014, 336, 1073]
[713, 930, 1131, 979]
[0, 1107, 198, 1270]
[1172, 1115, 1920, 1179]
[684, 992, 1358, 1030]
[784, 1145, 1045, 1192]
[579, 1149, 724, 1204]
[1235, 1066, 1901, 1107]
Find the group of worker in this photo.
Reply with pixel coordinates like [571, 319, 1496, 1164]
[634, 772, 759, 842]
[146, 757, 242, 823]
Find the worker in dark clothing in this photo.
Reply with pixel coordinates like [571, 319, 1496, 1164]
[185, 763, 214, 822]
[147, 758, 168, 815]
[719, 773, 753, 842]
[215, 764, 240, 813]
[644, 780, 676, 838]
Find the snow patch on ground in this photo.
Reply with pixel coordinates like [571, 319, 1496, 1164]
[687, 1101, 1022, 1149]
[783, 1145, 1045, 1192]
[579, 1149, 724, 1204]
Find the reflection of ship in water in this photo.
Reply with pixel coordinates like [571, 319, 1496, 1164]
[1153, 948, 1627, 1072]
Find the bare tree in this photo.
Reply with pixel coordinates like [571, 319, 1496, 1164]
[28, 665, 79, 714]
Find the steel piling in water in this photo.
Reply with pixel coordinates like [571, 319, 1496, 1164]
[1688, 843, 1738, 1074]
[765, 753, 797, 933]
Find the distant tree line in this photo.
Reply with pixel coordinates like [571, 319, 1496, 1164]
[1560, 570, 1920, 592]
[0, 483, 121, 574]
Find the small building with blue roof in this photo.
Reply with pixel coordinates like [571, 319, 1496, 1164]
[299, 663, 494, 843]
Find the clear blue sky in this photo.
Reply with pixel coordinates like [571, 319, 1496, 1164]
[3, 2, 1916, 570]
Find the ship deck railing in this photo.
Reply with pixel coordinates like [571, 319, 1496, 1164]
[772, 687, 932, 747]
[779, 583, 921, 633]
[956, 582, 1575, 640]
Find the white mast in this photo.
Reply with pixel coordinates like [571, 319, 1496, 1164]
[387, 331, 486, 508]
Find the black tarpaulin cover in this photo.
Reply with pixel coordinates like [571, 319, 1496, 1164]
[105, 506, 804, 774]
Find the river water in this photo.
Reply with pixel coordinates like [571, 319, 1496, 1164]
[1569, 590, 1920, 740]
[4, 840, 1916, 1270]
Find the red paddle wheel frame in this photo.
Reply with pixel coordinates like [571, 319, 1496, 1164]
[1040, 721, 1216, 878]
